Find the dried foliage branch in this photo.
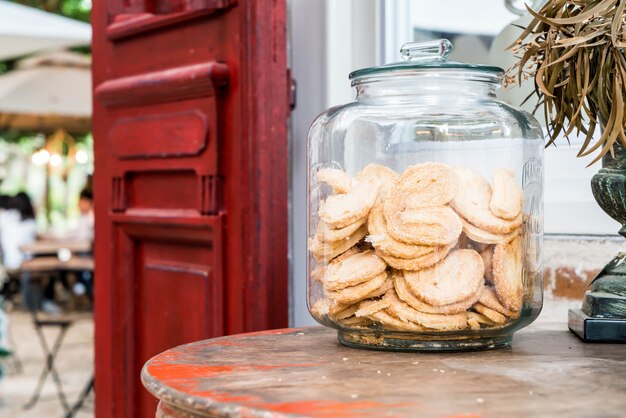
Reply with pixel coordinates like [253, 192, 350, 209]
[505, 0, 626, 165]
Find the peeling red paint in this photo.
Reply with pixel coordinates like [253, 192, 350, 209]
[256, 400, 415, 418]
[180, 390, 414, 418]
[148, 362, 324, 382]
[142, 328, 421, 417]
[440, 414, 483, 418]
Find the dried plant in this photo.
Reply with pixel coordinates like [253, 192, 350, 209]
[505, 0, 626, 165]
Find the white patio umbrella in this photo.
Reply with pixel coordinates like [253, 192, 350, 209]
[0, 51, 91, 132]
[0, 0, 91, 61]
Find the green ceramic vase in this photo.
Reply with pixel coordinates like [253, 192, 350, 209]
[586, 143, 626, 318]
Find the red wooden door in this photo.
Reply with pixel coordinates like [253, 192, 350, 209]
[91, 1, 289, 417]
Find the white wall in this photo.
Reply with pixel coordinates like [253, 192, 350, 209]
[288, 0, 378, 327]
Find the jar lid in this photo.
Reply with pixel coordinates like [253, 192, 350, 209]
[349, 39, 503, 80]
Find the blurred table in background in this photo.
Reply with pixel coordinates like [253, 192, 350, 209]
[19, 240, 91, 257]
[20, 256, 94, 273]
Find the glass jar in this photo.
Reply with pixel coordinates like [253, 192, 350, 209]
[307, 39, 544, 351]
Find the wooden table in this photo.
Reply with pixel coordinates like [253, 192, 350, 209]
[142, 326, 626, 418]
[19, 240, 91, 256]
[20, 256, 94, 273]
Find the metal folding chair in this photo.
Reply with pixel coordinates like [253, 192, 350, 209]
[23, 312, 73, 413]
[22, 272, 74, 413]
[66, 375, 94, 418]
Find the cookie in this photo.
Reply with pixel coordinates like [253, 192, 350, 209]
[380, 240, 455, 271]
[404, 249, 485, 306]
[327, 271, 388, 304]
[317, 168, 354, 194]
[311, 298, 352, 318]
[490, 168, 523, 220]
[473, 303, 507, 324]
[311, 264, 325, 283]
[384, 289, 468, 331]
[480, 246, 495, 284]
[357, 164, 399, 202]
[383, 163, 461, 245]
[362, 279, 393, 299]
[492, 237, 523, 311]
[310, 299, 330, 318]
[319, 176, 380, 228]
[461, 217, 520, 245]
[466, 311, 497, 328]
[367, 309, 427, 332]
[355, 298, 391, 317]
[367, 204, 438, 259]
[385, 162, 459, 211]
[308, 225, 367, 261]
[338, 316, 373, 327]
[394, 271, 483, 314]
[478, 286, 516, 317]
[334, 304, 359, 320]
[317, 217, 367, 242]
[333, 246, 361, 262]
[385, 206, 462, 246]
[451, 167, 522, 234]
[467, 316, 481, 330]
[323, 250, 387, 291]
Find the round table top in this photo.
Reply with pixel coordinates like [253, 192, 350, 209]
[142, 326, 626, 418]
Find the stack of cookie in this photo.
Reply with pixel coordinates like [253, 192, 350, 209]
[309, 162, 524, 333]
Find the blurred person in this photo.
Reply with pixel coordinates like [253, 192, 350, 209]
[0, 193, 37, 271]
[71, 189, 94, 300]
[0, 195, 12, 362]
[43, 188, 94, 307]
[0, 193, 38, 311]
[73, 188, 94, 242]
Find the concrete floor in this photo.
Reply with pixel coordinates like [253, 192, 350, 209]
[0, 311, 94, 418]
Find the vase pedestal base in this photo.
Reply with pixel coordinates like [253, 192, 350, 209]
[568, 309, 626, 343]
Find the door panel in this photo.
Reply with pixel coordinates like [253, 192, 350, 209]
[107, 0, 235, 17]
[111, 217, 223, 418]
[92, 0, 289, 416]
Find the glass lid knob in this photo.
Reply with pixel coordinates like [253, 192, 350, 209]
[400, 39, 453, 61]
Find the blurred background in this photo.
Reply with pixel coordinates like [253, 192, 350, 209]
[0, 0, 92, 236]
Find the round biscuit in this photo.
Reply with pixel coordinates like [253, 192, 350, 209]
[308, 225, 367, 262]
[383, 289, 468, 331]
[379, 240, 454, 271]
[451, 167, 522, 234]
[317, 168, 354, 194]
[480, 246, 495, 284]
[326, 271, 388, 304]
[461, 217, 520, 245]
[333, 304, 359, 320]
[492, 237, 523, 311]
[394, 271, 483, 314]
[323, 250, 387, 291]
[385, 206, 462, 246]
[337, 316, 373, 328]
[473, 303, 507, 324]
[404, 249, 485, 306]
[318, 175, 380, 228]
[317, 217, 367, 242]
[356, 164, 399, 203]
[367, 309, 426, 332]
[490, 168, 523, 220]
[466, 311, 497, 328]
[367, 204, 437, 259]
[478, 286, 516, 317]
[355, 298, 391, 317]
